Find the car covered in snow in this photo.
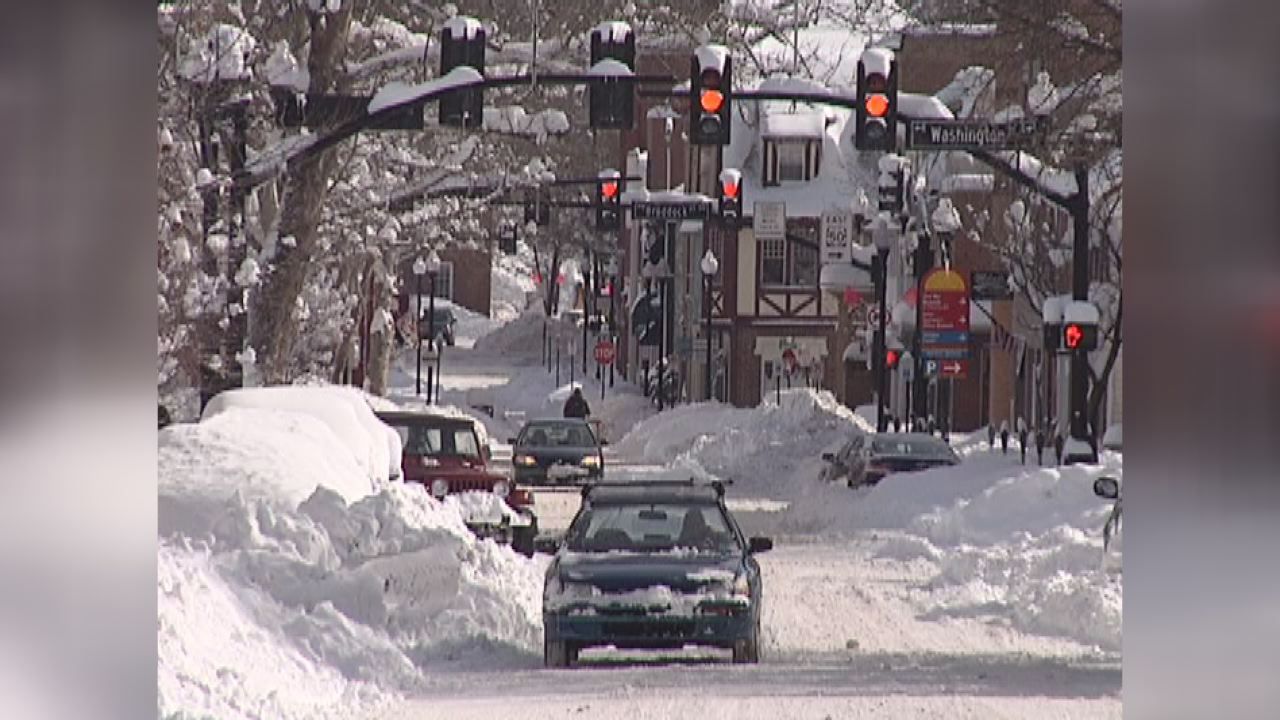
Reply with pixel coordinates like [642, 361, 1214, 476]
[509, 418, 605, 486]
[539, 480, 773, 667]
[822, 432, 960, 488]
[376, 410, 538, 555]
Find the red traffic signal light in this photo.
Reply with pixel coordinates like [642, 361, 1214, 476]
[885, 349, 900, 369]
[700, 88, 725, 113]
[721, 178, 739, 199]
[865, 93, 889, 118]
[1064, 323, 1084, 349]
[601, 181, 619, 199]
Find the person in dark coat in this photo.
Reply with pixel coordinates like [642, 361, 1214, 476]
[987, 424, 996, 450]
[563, 387, 591, 418]
[1053, 432, 1066, 465]
[1017, 418, 1028, 464]
[999, 420, 1010, 454]
[1035, 426, 1046, 466]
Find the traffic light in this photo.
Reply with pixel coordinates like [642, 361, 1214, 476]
[885, 348, 901, 370]
[596, 169, 622, 231]
[718, 168, 742, 228]
[855, 48, 898, 152]
[439, 16, 486, 129]
[1062, 322, 1099, 351]
[690, 44, 732, 145]
[589, 21, 636, 130]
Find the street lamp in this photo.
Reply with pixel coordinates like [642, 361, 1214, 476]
[700, 248, 719, 402]
[412, 256, 427, 397]
[425, 249, 442, 404]
[870, 216, 893, 433]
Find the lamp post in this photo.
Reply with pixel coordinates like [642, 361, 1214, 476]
[425, 249, 441, 404]
[870, 216, 893, 433]
[412, 256, 427, 396]
[700, 249, 719, 402]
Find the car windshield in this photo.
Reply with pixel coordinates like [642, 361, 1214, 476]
[871, 436, 957, 461]
[393, 424, 481, 459]
[521, 423, 595, 448]
[565, 503, 738, 554]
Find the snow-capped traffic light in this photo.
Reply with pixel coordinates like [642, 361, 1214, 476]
[718, 168, 742, 228]
[589, 22, 636, 130]
[855, 48, 898, 152]
[596, 169, 622, 231]
[439, 17, 486, 129]
[1062, 322, 1099, 351]
[690, 45, 732, 145]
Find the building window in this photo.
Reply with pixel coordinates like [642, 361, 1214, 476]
[777, 142, 807, 182]
[791, 238, 819, 287]
[761, 238, 786, 285]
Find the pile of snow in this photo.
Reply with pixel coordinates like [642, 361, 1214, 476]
[615, 389, 867, 478]
[871, 457, 1124, 652]
[201, 385, 399, 488]
[159, 393, 551, 720]
[473, 307, 562, 362]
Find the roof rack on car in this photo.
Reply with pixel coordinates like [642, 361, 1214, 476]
[580, 477, 733, 499]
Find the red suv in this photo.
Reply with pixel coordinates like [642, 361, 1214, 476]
[376, 410, 538, 555]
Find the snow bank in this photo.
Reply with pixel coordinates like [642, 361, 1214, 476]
[160, 400, 551, 720]
[202, 385, 394, 488]
[875, 458, 1124, 652]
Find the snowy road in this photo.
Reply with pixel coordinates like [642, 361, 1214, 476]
[377, 540, 1120, 719]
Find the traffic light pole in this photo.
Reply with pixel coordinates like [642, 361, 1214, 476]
[1068, 165, 1092, 455]
[875, 248, 890, 433]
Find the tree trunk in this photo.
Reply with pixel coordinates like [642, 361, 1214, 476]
[249, 7, 352, 382]
[1087, 299, 1123, 439]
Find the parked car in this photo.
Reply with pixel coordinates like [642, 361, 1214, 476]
[376, 410, 538, 555]
[509, 418, 605, 486]
[821, 432, 960, 488]
[539, 480, 773, 667]
[418, 304, 457, 347]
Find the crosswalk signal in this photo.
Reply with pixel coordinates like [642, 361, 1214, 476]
[718, 168, 742, 228]
[596, 169, 622, 231]
[690, 45, 732, 145]
[439, 17, 486, 129]
[855, 49, 898, 152]
[1062, 322, 1099, 351]
[885, 348, 901, 370]
[589, 21, 636, 130]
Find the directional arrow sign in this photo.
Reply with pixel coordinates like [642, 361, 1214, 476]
[939, 359, 969, 379]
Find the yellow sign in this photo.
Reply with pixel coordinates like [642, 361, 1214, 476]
[923, 269, 966, 293]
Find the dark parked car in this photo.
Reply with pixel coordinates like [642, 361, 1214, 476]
[418, 305, 457, 347]
[821, 432, 960, 488]
[509, 418, 605, 486]
[539, 480, 772, 667]
[376, 410, 538, 555]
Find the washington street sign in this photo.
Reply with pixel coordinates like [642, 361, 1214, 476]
[906, 117, 1046, 151]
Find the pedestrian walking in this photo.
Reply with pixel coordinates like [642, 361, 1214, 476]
[987, 424, 996, 450]
[1035, 426, 1046, 465]
[563, 387, 591, 418]
[999, 420, 1010, 454]
[1017, 417, 1028, 465]
[892, 416, 901, 433]
[1053, 432, 1065, 465]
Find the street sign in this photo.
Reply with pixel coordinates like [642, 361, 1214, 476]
[753, 201, 786, 239]
[631, 201, 710, 221]
[594, 339, 616, 365]
[906, 117, 1046, 151]
[921, 268, 970, 360]
[820, 211, 854, 264]
[970, 270, 1013, 301]
[924, 359, 938, 376]
[938, 359, 969, 379]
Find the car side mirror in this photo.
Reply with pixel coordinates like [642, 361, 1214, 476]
[821, 452, 834, 462]
[533, 535, 562, 555]
[1093, 476, 1120, 500]
[748, 537, 773, 554]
